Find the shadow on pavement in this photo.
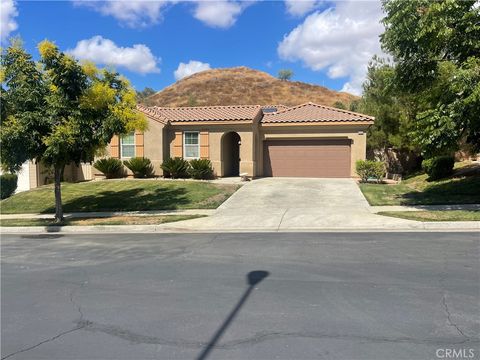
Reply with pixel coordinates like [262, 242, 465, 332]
[196, 270, 269, 360]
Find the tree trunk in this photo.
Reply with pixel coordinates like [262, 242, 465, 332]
[54, 164, 64, 223]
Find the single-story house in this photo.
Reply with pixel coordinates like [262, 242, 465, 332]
[110, 102, 374, 178]
[19, 102, 374, 191]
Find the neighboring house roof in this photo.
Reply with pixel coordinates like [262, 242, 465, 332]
[261, 102, 374, 124]
[150, 105, 263, 123]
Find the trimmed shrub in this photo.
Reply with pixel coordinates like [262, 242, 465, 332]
[123, 157, 154, 178]
[356, 160, 385, 183]
[1, 173, 18, 199]
[161, 157, 190, 179]
[188, 159, 214, 180]
[93, 158, 124, 179]
[422, 155, 454, 180]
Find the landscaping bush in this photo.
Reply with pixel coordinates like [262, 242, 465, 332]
[123, 157, 154, 178]
[188, 159, 214, 180]
[161, 157, 190, 179]
[93, 158, 124, 179]
[422, 155, 454, 180]
[356, 160, 385, 183]
[1, 173, 18, 199]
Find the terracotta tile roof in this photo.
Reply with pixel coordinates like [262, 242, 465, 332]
[150, 105, 263, 122]
[261, 102, 375, 124]
[136, 104, 167, 124]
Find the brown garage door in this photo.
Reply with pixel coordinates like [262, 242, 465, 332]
[263, 139, 351, 178]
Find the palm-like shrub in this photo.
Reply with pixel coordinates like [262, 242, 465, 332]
[161, 157, 190, 179]
[93, 158, 124, 179]
[123, 157, 154, 178]
[188, 159, 214, 179]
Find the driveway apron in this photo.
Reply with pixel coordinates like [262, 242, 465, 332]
[167, 178, 417, 230]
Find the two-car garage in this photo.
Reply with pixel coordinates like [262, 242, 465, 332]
[263, 139, 352, 178]
[260, 103, 373, 178]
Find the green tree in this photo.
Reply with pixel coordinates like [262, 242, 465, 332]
[333, 101, 346, 110]
[136, 87, 156, 105]
[348, 99, 361, 112]
[361, 57, 417, 152]
[380, 0, 480, 156]
[0, 40, 147, 221]
[278, 69, 294, 81]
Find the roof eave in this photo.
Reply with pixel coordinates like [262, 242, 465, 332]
[261, 120, 374, 127]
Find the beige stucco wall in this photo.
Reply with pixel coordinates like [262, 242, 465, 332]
[258, 124, 369, 177]
[164, 122, 369, 178]
[143, 118, 166, 175]
[166, 124, 257, 177]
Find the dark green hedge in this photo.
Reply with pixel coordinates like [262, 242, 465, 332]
[1, 173, 18, 199]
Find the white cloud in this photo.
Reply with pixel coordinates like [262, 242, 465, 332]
[1, 0, 18, 43]
[72, 0, 174, 28]
[278, 0, 385, 95]
[174, 60, 211, 80]
[73, 0, 255, 29]
[193, 1, 249, 28]
[68, 36, 160, 74]
[284, 0, 320, 17]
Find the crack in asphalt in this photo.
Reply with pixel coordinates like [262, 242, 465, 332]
[1, 325, 86, 360]
[442, 295, 469, 340]
[1, 271, 90, 360]
[77, 320, 478, 350]
[438, 244, 470, 341]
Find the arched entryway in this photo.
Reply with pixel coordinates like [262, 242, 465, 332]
[222, 132, 241, 177]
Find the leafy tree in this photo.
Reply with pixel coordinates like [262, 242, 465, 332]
[333, 101, 346, 110]
[0, 40, 147, 221]
[136, 87, 156, 105]
[348, 99, 361, 112]
[379, 0, 480, 156]
[361, 57, 417, 152]
[278, 69, 294, 81]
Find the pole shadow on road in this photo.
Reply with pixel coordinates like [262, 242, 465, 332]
[196, 270, 270, 360]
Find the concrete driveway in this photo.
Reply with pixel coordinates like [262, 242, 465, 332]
[168, 178, 416, 231]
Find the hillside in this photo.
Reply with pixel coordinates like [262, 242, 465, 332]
[145, 67, 358, 108]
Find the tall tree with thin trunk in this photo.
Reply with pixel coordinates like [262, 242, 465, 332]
[1, 40, 147, 222]
[379, 0, 480, 156]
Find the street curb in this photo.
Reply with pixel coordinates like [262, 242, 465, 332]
[1, 221, 479, 234]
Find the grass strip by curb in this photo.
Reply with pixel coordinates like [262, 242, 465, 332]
[0, 214, 206, 227]
[377, 210, 480, 222]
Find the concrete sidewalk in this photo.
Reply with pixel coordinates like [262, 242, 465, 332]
[1, 221, 479, 233]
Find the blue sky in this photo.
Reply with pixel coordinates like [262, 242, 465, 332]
[2, 1, 385, 95]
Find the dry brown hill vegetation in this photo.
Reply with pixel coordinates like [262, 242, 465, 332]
[146, 67, 358, 108]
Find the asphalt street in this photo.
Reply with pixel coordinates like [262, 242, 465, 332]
[1, 232, 479, 360]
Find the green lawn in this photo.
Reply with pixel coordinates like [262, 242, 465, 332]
[0, 180, 238, 214]
[378, 210, 480, 222]
[359, 163, 480, 206]
[0, 214, 204, 227]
